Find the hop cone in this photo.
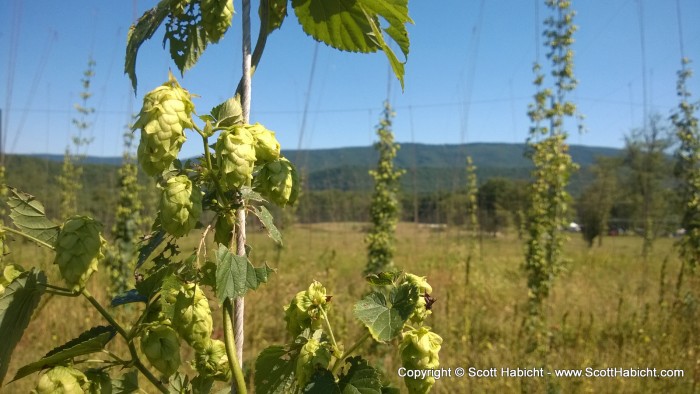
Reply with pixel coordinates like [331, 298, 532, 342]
[159, 175, 202, 237]
[295, 338, 331, 388]
[403, 274, 434, 324]
[201, 0, 234, 43]
[254, 157, 299, 207]
[140, 325, 181, 377]
[54, 216, 105, 291]
[247, 123, 281, 163]
[32, 366, 88, 394]
[172, 283, 213, 351]
[400, 327, 443, 394]
[284, 281, 328, 337]
[134, 75, 194, 176]
[215, 127, 256, 190]
[194, 339, 231, 381]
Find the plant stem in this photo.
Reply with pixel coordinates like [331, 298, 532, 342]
[331, 331, 371, 374]
[224, 298, 247, 394]
[319, 307, 339, 353]
[1, 226, 55, 250]
[82, 289, 168, 394]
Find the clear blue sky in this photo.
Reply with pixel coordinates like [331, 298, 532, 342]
[1, 0, 699, 159]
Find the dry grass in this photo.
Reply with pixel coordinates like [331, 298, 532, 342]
[2, 223, 698, 393]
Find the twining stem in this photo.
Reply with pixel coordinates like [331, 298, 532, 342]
[81, 289, 168, 394]
[331, 331, 372, 374]
[1, 226, 55, 250]
[224, 298, 247, 394]
[319, 307, 339, 353]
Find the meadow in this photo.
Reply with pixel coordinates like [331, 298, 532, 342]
[2, 222, 696, 393]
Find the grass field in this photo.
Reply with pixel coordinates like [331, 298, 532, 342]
[2, 222, 698, 393]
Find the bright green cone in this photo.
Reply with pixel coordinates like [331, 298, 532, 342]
[400, 327, 443, 394]
[254, 157, 299, 207]
[247, 123, 281, 163]
[201, 0, 233, 43]
[32, 366, 88, 394]
[159, 175, 202, 237]
[172, 283, 213, 351]
[134, 75, 194, 176]
[54, 216, 105, 291]
[215, 126, 256, 190]
[194, 339, 231, 381]
[140, 324, 181, 377]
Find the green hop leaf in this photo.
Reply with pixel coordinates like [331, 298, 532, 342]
[201, 0, 234, 43]
[194, 339, 231, 381]
[246, 123, 281, 164]
[134, 74, 194, 176]
[159, 175, 203, 237]
[214, 214, 234, 245]
[140, 324, 181, 377]
[172, 283, 213, 351]
[253, 157, 299, 207]
[399, 327, 442, 394]
[32, 366, 88, 394]
[215, 126, 257, 190]
[54, 216, 105, 291]
[284, 281, 328, 338]
[296, 338, 332, 389]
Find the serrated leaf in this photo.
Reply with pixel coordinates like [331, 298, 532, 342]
[211, 96, 243, 128]
[136, 229, 168, 268]
[240, 187, 266, 202]
[338, 356, 382, 394]
[112, 370, 139, 394]
[5, 187, 60, 247]
[303, 369, 340, 394]
[254, 345, 298, 394]
[191, 375, 214, 394]
[215, 245, 274, 302]
[0, 269, 45, 385]
[111, 289, 148, 307]
[262, 0, 288, 33]
[364, 271, 401, 287]
[251, 206, 283, 245]
[291, 0, 411, 88]
[163, 5, 208, 74]
[353, 284, 417, 342]
[136, 264, 173, 299]
[12, 325, 116, 382]
[125, 0, 172, 91]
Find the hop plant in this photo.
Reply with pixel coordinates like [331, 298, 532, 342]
[247, 123, 281, 163]
[133, 75, 194, 176]
[400, 327, 443, 394]
[0, 264, 24, 295]
[172, 283, 213, 351]
[295, 338, 332, 388]
[254, 157, 299, 207]
[54, 216, 105, 291]
[140, 324, 182, 377]
[201, 0, 234, 43]
[403, 274, 434, 324]
[194, 339, 231, 381]
[159, 175, 203, 237]
[284, 281, 328, 337]
[215, 126, 257, 189]
[32, 366, 88, 394]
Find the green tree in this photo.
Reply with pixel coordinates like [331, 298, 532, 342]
[623, 114, 673, 258]
[365, 102, 404, 275]
[58, 57, 95, 220]
[577, 157, 619, 247]
[523, 0, 580, 351]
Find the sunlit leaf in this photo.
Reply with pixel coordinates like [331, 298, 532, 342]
[125, 0, 173, 91]
[5, 187, 60, 247]
[251, 206, 283, 245]
[215, 245, 274, 303]
[353, 283, 417, 342]
[0, 269, 45, 385]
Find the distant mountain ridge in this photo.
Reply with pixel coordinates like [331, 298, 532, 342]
[17, 143, 622, 194]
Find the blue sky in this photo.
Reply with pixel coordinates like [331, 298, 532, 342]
[1, 0, 699, 159]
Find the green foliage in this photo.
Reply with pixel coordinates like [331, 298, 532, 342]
[13, 326, 117, 381]
[257, 272, 439, 394]
[365, 102, 404, 275]
[523, 0, 580, 350]
[215, 245, 274, 302]
[105, 127, 144, 297]
[58, 58, 95, 220]
[0, 269, 46, 385]
[672, 58, 700, 272]
[6, 187, 60, 246]
[577, 157, 618, 247]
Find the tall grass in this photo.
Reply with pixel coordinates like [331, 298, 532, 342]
[2, 223, 696, 393]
